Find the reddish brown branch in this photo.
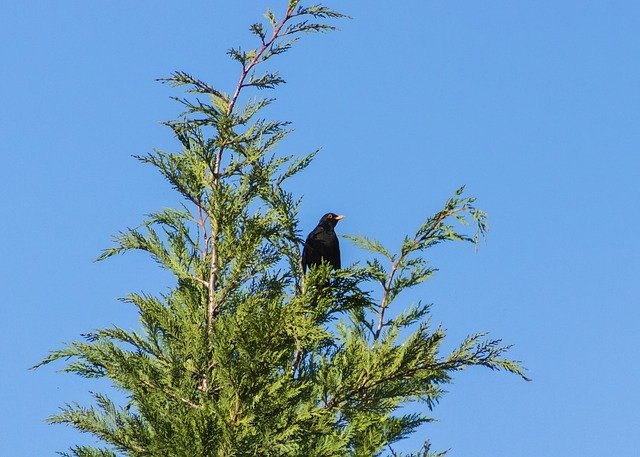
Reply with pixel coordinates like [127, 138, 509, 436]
[373, 207, 464, 342]
[226, 6, 296, 120]
[207, 6, 298, 329]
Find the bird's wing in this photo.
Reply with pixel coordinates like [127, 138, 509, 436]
[307, 225, 326, 241]
[333, 236, 341, 269]
[302, 226, 326, 272]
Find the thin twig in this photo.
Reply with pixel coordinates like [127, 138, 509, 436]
[373, 207, 464, 342]
[208, 217, 220, 328]
[192, 274, 209, 288]
[140, 379, 202, 410]
[207, 5, 299, 328]
[374, 261, 398, 342]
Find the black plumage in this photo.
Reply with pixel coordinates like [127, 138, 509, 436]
[302, 212, 345, 273]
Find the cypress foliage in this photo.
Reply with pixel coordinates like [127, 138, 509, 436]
[36, 2, 528, 456]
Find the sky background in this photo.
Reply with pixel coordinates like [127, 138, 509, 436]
[2, 1, 639, 455]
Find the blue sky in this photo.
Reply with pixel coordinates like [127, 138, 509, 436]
[1, 1, 639, 455]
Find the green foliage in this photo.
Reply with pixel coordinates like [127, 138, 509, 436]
[36, 2, 527, 456]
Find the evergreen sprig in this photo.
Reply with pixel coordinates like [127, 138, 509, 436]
[36, 2, 528, 456]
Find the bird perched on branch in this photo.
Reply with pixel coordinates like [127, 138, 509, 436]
[302, 213, 345, 273]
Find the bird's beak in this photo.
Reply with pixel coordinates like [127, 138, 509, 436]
[335, 215, 345, 220]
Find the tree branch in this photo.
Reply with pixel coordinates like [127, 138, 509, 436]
[290, 346, 302, 377]
[373, 205, 468, 342]
[207, 5, 300, 328]
[374, 261, 398, 342]
[139, 379, 202, 410]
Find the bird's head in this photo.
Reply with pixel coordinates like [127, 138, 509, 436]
[318, 212, 345, 229]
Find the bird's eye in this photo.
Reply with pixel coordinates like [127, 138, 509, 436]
[328, 214, 333, 218]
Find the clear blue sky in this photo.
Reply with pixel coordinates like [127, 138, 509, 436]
[2, 1, 639, 455]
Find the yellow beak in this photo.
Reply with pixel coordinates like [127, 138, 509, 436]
[335, 215, 345, 220]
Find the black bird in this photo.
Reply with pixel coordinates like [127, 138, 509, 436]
[302, 213, 345, 273]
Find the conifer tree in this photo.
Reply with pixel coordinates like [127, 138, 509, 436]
[37, 2, 528, 456]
